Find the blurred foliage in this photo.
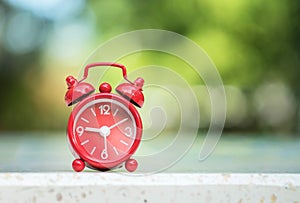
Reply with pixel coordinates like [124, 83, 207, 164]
[0, 0, 299, 132]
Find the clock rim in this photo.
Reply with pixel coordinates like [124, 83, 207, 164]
[67, 92, 143, 170]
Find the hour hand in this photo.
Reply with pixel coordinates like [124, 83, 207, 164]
[85, 127, 101, 133]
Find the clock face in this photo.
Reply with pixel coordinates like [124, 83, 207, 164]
[68, 94, 142, 169]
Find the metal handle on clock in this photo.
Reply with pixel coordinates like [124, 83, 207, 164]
[79, 62, 133, 84]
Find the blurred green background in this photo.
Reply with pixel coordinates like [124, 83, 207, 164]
[0, 0, 299, 134]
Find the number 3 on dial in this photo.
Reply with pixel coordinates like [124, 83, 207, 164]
[125, 127, 132, 137]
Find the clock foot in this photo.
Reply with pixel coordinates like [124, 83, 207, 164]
[72, 159, 85, 172]
[125, 158, 138, 172]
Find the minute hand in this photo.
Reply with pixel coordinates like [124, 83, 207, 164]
[108, 118, 128, 130]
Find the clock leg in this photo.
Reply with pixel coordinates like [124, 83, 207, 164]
[125, 158, 138, 172]
[72, 159, 85, 172]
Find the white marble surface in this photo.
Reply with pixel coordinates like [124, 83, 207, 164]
[0, 173, 299, 202]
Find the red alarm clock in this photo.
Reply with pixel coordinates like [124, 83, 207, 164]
[64, 62, 144, 172]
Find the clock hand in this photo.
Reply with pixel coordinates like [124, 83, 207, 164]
[85, 126, 111, 137]
[101, 133, 108, 159]
[85, 127, 101, 133]
[108, 118, 128, 130]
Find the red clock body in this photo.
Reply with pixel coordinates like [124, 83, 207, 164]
[67, 90, 142, 172]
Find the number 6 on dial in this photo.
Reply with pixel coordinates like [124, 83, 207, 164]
[124, 127, 132, 137]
